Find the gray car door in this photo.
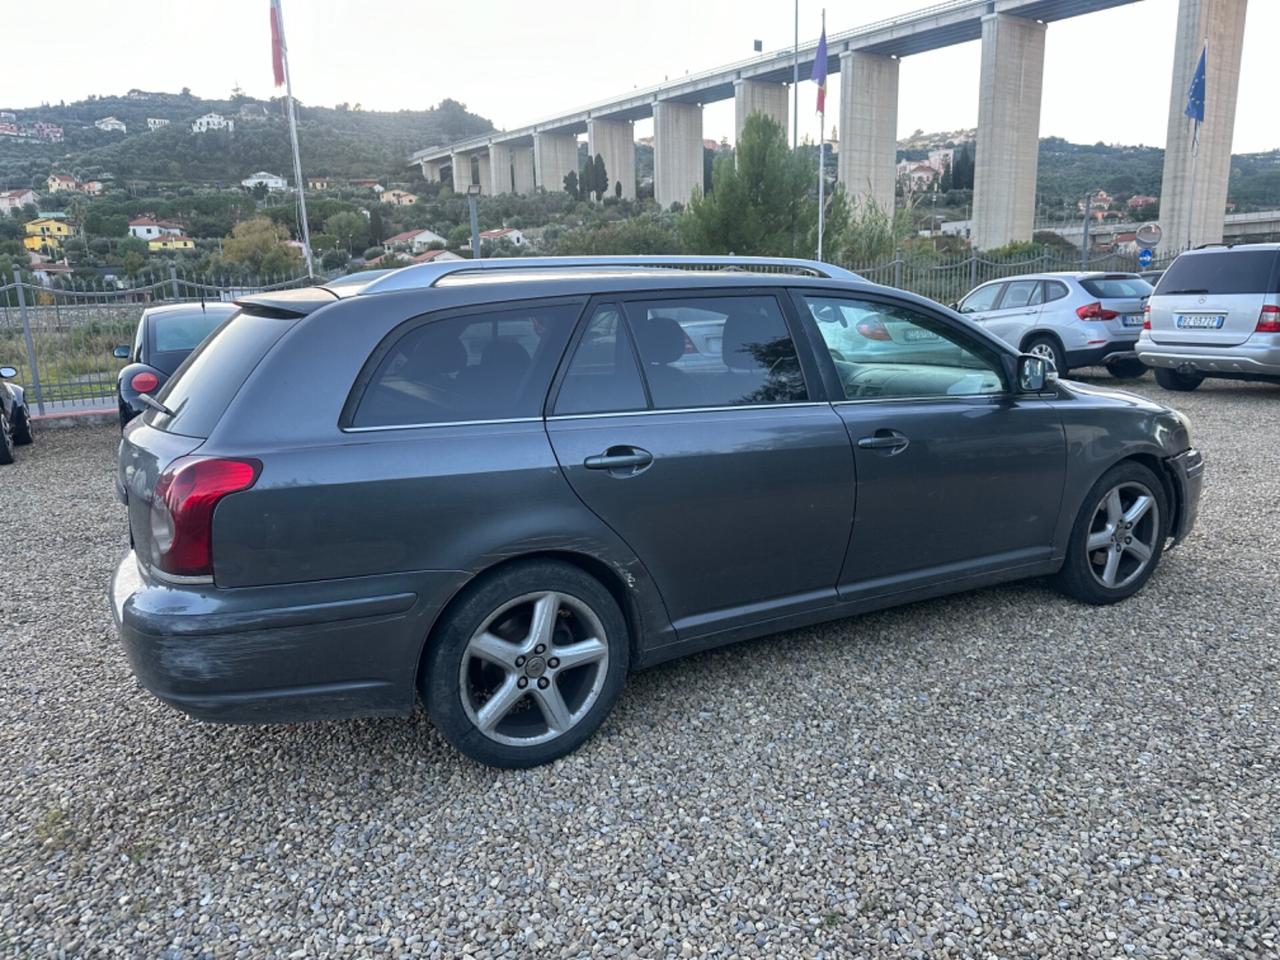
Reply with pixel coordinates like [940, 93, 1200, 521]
[545, 295, 854, 640]
[794, 291, 1067, 600]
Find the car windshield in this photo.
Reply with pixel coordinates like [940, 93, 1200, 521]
[1079, 276, 1153, 299]
[1155, 250, 1280, 295]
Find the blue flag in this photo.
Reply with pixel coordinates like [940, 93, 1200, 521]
[810, 27, 828, 113]
[1184, 46, 1206, 123]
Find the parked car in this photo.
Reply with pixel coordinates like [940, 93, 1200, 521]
[111, 256, 1203, 768]
[955, 272, 1153, 378]
[1137, 243, 1280, 391]
[0, 364, 34, 465]
[113, 302, 238, 428]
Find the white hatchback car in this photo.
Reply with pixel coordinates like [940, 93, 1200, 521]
[955, 272, 1153, 378]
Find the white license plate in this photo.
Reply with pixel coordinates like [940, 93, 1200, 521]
[1121, 315, 1144, 327]
[1176, 314, 1226, 329]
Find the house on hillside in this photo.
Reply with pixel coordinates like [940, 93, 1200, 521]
[1127, 194, 1158, 210]
[0, 188, 38, 213]
[95, 116, 126, 133]
[147, 118, 171, 131]
[307, 176, 336, 190]
[238, 103, 270, 121]
[128, 216, 185, 240]
[895, 161, 938, 192]
[23, 217, 72, 253]
[191, 113, 235, 134]
[478, 227, 524, 248]
[47, 173, 78, 193]
[148, 233, 196, 253]
[383, 228, 448, 253]
[383, 189, 417, 206]
[29, 122, 63, 142]
[349, 178, 384, 194]
[79, 180, 106, 196]
[411, 248, 463, 264]
[241, 171, 288, 192]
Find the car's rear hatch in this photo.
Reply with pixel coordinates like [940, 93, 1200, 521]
[1149, 249, 1280, 347]
[1078, 274, 1152, 338]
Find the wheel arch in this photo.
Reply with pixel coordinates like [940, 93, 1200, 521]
[1019, 328, 1067, 358]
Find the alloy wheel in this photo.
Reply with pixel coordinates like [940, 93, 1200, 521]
[459, 591, 610, 747]
[1085, 481, 1160, 589]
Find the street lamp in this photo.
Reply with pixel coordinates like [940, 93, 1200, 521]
[466, 183, 482, 260]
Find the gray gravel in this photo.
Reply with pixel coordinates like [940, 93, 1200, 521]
[2, 375, 1279, 959]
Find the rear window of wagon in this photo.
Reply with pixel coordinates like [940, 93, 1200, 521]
[1154, 250, 1280, 296]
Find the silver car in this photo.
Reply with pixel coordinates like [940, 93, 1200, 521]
[956, 272, 1152, 378]
[1137, 244, 1280, 391]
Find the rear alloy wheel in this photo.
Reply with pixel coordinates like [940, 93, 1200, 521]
[0, 413, 13, 465]
[423, 561, 628, 768]
[1107, 358, 1148, 379]
[1024, 336, 1067, 376]
[1054, 461, 1169, 605]
[1154, 367, 1203, 392]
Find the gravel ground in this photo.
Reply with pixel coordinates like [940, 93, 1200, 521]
[2, 375, 1278, 959]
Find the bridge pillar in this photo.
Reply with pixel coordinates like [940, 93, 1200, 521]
[1158, 0, 1248, 255]
[734, 79, 789, 142]
[534, 132, 578, 193]
[450, 151, 478, 193]
[587, 118, 636, 200]
[512, 145, 536, 194]
[654, 101, 703, 208]
[488, 142, 514, 194]
[837, 52, 899, 217]
[420, 161, 442, 184]
[971, 13, 1046, 251]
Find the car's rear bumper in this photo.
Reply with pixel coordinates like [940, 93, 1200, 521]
[1165, 448, 1205, 546]
[1138, 337, 1280, 379]
[109, 551, 467, 724]
[1065, 339, 1139, 369]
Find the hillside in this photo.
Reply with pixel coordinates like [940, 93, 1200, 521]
[0, 90, 494, 189]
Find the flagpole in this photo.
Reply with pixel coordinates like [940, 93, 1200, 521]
[1185, 38, 1207, 253]
[816, 8, 826, 261]
[276, 0, 315, 277]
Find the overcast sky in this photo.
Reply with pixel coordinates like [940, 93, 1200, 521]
[9, 0, 1277, 153]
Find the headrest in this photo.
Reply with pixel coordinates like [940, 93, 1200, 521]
[409, 334, 466, 376]
[722, 312, 785, 370]
[632, 315, 686, 365]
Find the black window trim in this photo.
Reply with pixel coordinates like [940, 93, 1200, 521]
[339, 293, 590, 432]
[543, 298, 653, 418]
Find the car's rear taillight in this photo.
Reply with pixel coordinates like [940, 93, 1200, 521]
[1076, 301, 1119, 321]
[1142, 304, 1151, 330]
[1257, 304, 1280, 334]
[682, 331, 698, 354]
[856, 318, 892, 341]
[130, 371, 160, 393]
[150, 456, 260, 578]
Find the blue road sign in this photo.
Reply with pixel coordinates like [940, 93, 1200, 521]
[1138, 248, 1154, 268]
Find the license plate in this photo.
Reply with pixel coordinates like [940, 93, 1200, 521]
[903, 329, 940, 342]
[1121, 314, 1144, 327]
[1176, 314, 1225, 329]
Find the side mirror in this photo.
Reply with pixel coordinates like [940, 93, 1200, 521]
[949, 302, 960, 311]
[0, 366, 16, 379]
[112, 345, 131, 360]
[1017, 354, 1056, 392]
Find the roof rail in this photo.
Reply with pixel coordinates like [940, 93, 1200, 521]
[354, 255, 864, 295]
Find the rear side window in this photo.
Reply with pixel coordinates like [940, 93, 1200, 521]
[623, 295, 808, 409]
[1079, 276, 1153, 299]
[351, 302, 579, 428]
[1044, 281, 1070, 303]
[151, 310, 291, 438]
[1155, 250, 1280, 296]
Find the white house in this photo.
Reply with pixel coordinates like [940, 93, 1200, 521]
[128, 216, 185, 240]
[94, 116, 126, 133]
[0, 188, 37, 213]
[146, 118, 170, 131]
[383, 227, 449, 254]
[241, 171, 288, 192]
[479, 227, 524, 247]
[191, 113, 235, 134]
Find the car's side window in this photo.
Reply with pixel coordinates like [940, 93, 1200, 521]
[1044, 280, 1070, 303]
[959, 283, 1002, 314]
[554, 304, 648, 416]
[351, 302, 580, 428]
[802, 295, 1007, 401]
[1000, 280, 1043, 309]
[621, 295, 808, 409]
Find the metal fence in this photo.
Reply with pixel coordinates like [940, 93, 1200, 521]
[1, 248, 1175, 416]
[0, 267, 321, 414]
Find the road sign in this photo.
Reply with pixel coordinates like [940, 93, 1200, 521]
[1136, 222, 1162, 250]
[1138, 248, 1154, 268]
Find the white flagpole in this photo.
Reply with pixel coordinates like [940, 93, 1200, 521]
[816, 8, 826, 261]
[277, 0, 315, 277]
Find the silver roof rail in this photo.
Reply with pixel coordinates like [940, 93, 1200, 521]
[354, 255, 864, 295]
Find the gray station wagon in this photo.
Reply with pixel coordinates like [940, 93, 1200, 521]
[111, 256, 1205, 767]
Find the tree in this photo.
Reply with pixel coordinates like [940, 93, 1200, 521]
[324, 211, 368, 254]
[578, 162, 595, 203]
[592, 154, 608, 202]
[614, 180, 622, 200]
[368, 207, 385, 245]
[223, 217, 301, 275]
[552, 214, 683, 255]
[563, 169, 579, 200]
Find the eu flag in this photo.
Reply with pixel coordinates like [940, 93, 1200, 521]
[811, 27, 828, 114]
[1184, 46, 1206, 124]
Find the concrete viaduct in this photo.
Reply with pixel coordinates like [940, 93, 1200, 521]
[409, 0, 1248, 256]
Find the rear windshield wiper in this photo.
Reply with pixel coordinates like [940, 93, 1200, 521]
[138, 392, 175, 417]
[1165, 288, 1209, 295]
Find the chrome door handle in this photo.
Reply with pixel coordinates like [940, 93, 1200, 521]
[584, 446, 654, 475]
[857, 431, 909, 454]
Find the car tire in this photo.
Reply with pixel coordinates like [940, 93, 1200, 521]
[11, 406, 33, 445]
[0, 413, 14, 465]
[1054, 460, 1169, 606]
[422, 559, 630, 768]
[1106, 358, 1147, 379]
[1024, 335, 1067, 376]
[1154, 367, 1203, 392]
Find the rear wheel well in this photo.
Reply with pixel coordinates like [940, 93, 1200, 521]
[415, 551, 643, 686]
[1020, 329, 1066, 356]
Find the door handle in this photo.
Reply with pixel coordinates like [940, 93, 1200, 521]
[584, 446, 654, 475]
[857, 430, 909, 454]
